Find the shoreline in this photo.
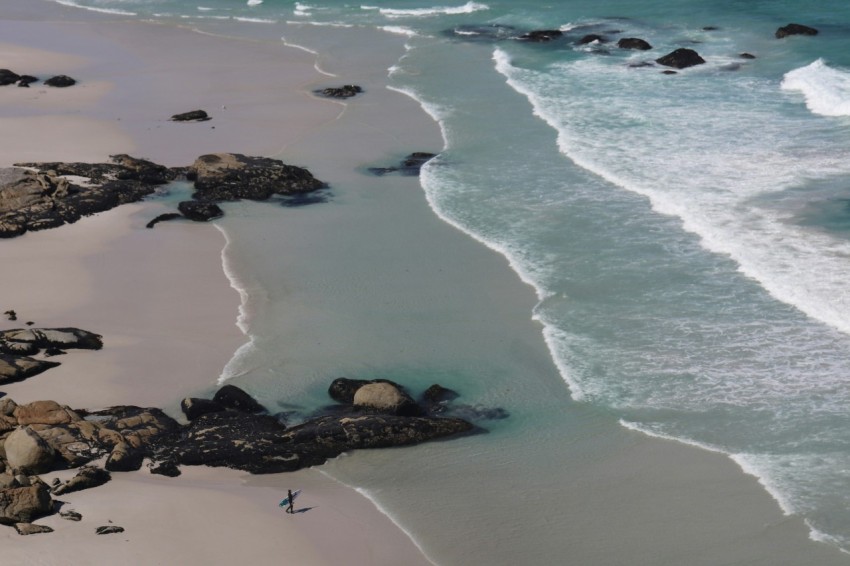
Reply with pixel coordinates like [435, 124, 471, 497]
[1, 1, 849, 564]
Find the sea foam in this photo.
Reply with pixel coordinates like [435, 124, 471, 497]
[362, 1, 488, 19]
[782, 59, 850, 117]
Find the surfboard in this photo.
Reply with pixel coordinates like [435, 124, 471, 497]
[279, 489, 301, 508]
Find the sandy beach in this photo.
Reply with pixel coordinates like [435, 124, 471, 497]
[2, 1, 850, 565]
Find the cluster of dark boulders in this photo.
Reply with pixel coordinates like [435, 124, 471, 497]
[0, 152, 327, 237]
[0, 70, 76, 88]
[0, 376, 489, 533]
[315, 85, 363, 99]
[446, 20, 821, 73]
[367, 152, 437, 177]
[0, 328, 103, 384]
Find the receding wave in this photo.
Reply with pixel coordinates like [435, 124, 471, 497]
[361, 1, 488, 19]
[782, 59, 850, 117]
[53, 0, 137, 16]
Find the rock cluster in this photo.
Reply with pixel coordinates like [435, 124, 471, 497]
[775, 23, 818, 39]
[0, 376, 486, 533]
[0, 70, 77, 88]
[0, 328, 103, 384]
[0, 153, 327, 237]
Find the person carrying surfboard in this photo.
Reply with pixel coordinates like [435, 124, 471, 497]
[285, 489, 295, 514]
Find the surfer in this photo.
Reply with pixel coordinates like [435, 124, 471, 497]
[285, 489, 295, 514]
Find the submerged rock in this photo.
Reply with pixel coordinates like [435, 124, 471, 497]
[177, 200, 223, 222]
[775, 23, 818, 39]
[518, 29, 563, 42]
[618, 37, 652, 50]
[656, 48, 706, 69]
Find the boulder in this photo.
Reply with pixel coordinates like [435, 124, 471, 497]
[145, 213, 182, 229]
[0, 69, 21, 86]
[17, 76, 38, 88]
[617, 37, 652, 50]
[170, 110, 210, 122]
[420, 384, 460, 414]
[328, 377, 373, 404]
[177, 200, 223, 222]
[105, 442, 144, 472]
[188, 153, 326, 201]
[180, 397, 225, 421]
[14, 522, 53, 535]
[655, 48, 706, 69]
[775, 24, 818, 39]
[44, 75, 76, 87]
[0, 484, 52, 525]
[4, 426, 56, 474]
[353, 382, 422, 416]
[59, 509, 82, 521]
[96, 525, 125, 535]
[149, 459, 181, 477]
[14, 400, 80, 425]
[212, 385, 265, 414]
[315, 85, 362, 98]
[52, 466, 111, 496]
[518, 30, 563, 42]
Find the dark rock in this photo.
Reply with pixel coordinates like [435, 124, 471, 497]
[400, 152, 437, 175]
[44, 348, 66, 357]
[212, 385, 265, 414]
[180, 397, 225, 421]
[96, 525, 124, 535]
[618, 37, 652, 50]
[162, 409, 473, 474]
[14, 522, 53, 535]
[655, 48, 705, 69]
[177, 200, 223, 222]
[662, 70, 679, 75]
[421, 384, 459, 414]
[775, 24, 818, 39]
[52, 467, 111, 496]
[4, 310, 16, 321]
[0, 354, 60, 384]
[628, 61, 655, 69]
[518, 30, 563, 42]
[448, 404, 510, 421]
[739, 53, 757, 59]
[105, 443, 144, 472]
[59, 509, 82, 521]
[170, 110, 210, 122]
[145, 213, 183, 229]
[44, 75, 76, 87]
[0, 484, 52, 525]
[188, 153, 326, 202]
[0, 70, 21, 86]
[315, 85, 363, 98]
[577, 34, 606, 45]
[17, 76, 38, 87]
[149, 459, 181, 477]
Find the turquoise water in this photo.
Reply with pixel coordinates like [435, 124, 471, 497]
[44, 0, 850, 559]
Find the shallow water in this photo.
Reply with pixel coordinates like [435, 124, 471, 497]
[39, 0, 850, 559]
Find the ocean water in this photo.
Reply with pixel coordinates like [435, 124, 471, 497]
[41, 0, 850, 561]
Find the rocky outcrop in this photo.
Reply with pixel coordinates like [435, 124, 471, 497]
[177, 201, 223, 222]
[0, 483, 52, 525]
[187, 153, 327, 201]
[212, 384, 265, 414]
[105, 442, 144, 472]
[618, 37, 652, 50]
[315, 85, 363, 98]
[180, 397, 225, 421]
[656, 48, 706, 69]
[1, 328, 103, 352]
[518, 30, 563, 42]
[0, 355, 59, 384]
[775, 24, 818, 39]
[0, 156, 177, 238]
[44, 75, 76, 87]
[0, 69, 20, 86]
[170, 110, 210, 122]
